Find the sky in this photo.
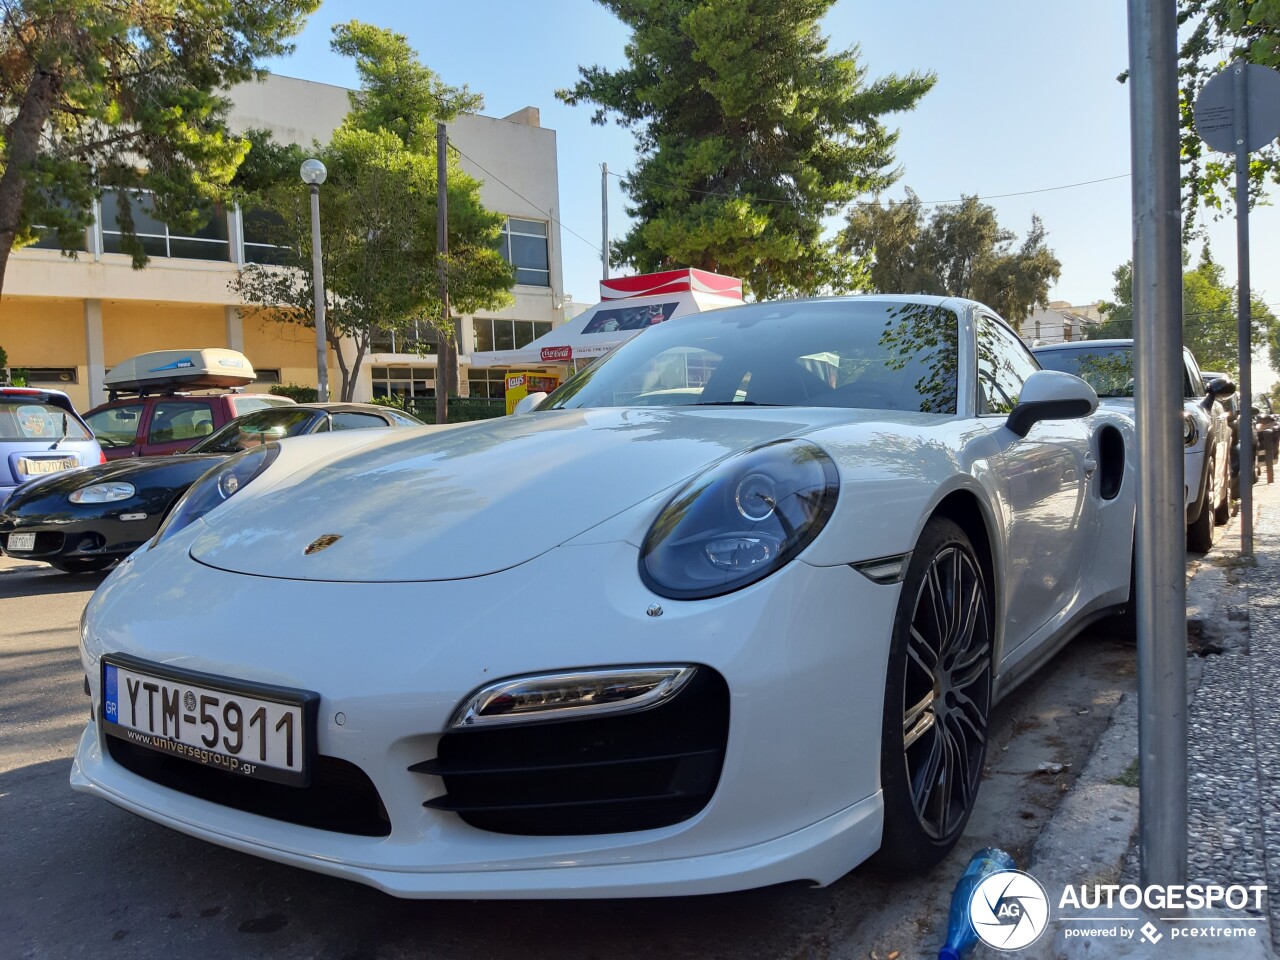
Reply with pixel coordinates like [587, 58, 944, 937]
[262, 0, 1280, 366]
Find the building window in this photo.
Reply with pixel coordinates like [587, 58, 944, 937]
[498, 218, 550, 287]
[370, 365, 435, 399]
[242, 208, 292, 265]
[253, 368, 282, 385]
[473, 318, 552, 353]
[22, 367, 78, 385]
[371, 321, 455, 355]
[99, 190, 229, 262]
[467, 368, 507, 399]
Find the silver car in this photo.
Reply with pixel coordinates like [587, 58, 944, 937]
[1033, 339, 1233, 552]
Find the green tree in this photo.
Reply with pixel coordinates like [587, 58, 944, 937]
[0, 0, 319, 297]
[231, 22, 513, 405]
[557, 0, 935, 299]
[1090, 247, 1280, 374]
[837, 190, 1062, 322]
[1178, 0, 1280, 228]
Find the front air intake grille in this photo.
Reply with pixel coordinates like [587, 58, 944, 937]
[418, 667, 729, 835]
[107, 736, 390, 837]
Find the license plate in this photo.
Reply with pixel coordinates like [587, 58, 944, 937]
[18, 457, 76, 475]
[101, 655, 317, 786]
[7, 532, 35, 552]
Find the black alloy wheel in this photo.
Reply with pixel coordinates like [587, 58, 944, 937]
[872, 517, 993, 873]
[1187, 457, 1216, 553]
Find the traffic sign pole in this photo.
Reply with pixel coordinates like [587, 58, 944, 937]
[1128, 0, 1188, 889]
[1234, 63, 1254, 556]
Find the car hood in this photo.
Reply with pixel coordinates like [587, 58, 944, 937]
[5, 452, 227, 503]
[189, 407, 919, 582]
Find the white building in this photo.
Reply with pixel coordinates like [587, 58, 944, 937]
[1018, 300, 1105, 346]
[0, 74, 566, 409]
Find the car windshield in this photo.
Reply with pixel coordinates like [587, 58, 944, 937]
[188, 408, 317, 453]
[1035, 346, 1135, 398]
[542, 299, 960, 414]
[0, 400, 92, 441]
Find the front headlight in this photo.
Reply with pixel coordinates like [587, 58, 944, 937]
[640, 439, 839, 600]
[69, 482, 135, 504]
[151, 444, 280, 548]
[1184, 412, 1198, 447]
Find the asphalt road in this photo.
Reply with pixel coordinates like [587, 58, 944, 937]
[0, 554, 1138, 960]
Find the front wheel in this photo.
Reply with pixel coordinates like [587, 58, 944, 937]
[871, 517, 993, 873]
[1187, 460, 1216, 553]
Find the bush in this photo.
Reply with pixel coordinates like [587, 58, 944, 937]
[270, 383, 319, 403]
[402, 396, 505, 424]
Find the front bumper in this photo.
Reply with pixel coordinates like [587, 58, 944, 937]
[73, 538, 898, 897]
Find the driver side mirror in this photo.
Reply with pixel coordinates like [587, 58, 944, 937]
[1005, 370, 1098, 438]
[512, 392, 547, 415]
[1204, 377, 1235, 410]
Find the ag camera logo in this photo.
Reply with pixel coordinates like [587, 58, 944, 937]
[969, 869, 1050, 950]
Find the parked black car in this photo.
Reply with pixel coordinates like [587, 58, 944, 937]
[0, 403, 422, 572]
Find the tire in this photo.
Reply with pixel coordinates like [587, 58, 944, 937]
[1187, 460, 1215, 553]
[871, 517, 993, 873]
[1114, 540, 1137, 640]
[49, 557, 115, 574]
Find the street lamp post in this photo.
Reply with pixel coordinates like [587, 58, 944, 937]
[300, 158, 329, 403]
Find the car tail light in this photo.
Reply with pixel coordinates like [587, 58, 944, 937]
[99, 451, 107, 464]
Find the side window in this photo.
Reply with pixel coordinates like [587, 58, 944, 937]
[329, 412, 389, 431]
[147, 401, 214, 443]
[86, 404, 144, 448]
[976, 316, 1040, 415]
[1184, 353, 1205, 398]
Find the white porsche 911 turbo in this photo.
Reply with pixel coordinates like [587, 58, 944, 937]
[72, 295, 1136, 898]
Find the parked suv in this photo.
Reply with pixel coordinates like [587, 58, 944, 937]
[1, 387, 105, 505]
[85, 392, 295, 460]
[1033, 339, 1234, 552]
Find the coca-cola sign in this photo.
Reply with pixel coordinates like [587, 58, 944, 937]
[540, 345, 573, 362]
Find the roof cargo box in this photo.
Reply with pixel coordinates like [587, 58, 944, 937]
[104, 349, 256, 395]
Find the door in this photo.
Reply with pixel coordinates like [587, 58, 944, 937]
[85, 402, 146, 460]
[976, 316, 1095, 653]
[139, 399, 217, 457]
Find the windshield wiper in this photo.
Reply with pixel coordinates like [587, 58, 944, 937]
[51, 412, 68, 449]
[691, 400, 782, 407]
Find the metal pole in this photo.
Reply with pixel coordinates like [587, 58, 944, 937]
[1127, 0, 1187, 887]
[601, 162, 610, 280]
[309, 184, 329, 403]
[1234, 61, 1254, 557]
[436, 121, 450, 425]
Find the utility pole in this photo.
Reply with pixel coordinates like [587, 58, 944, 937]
[1127, 0, 1187, 888]
[601, 162, 610, 280]
[436, 121, 450, 426]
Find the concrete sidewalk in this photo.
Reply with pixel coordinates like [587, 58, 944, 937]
[1021, 482, 1280, 958]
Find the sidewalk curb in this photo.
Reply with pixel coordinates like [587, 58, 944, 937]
[1020, 514, 1275, 959]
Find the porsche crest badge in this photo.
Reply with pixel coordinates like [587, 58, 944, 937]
[304, 534, 343, 555]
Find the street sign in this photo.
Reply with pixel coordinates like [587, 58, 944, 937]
[1193, 63, 1280, 153]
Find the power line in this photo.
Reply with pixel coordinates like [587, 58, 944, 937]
[447, 140, 603, 256]
[605, 168, 1131, 212]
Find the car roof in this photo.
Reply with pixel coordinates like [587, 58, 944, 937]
[0, 386, 81, 415]
[292, 403, 410, 416]
[1032, 339, 1135, 351]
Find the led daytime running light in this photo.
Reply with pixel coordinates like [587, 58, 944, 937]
[452, 666, 697, 727]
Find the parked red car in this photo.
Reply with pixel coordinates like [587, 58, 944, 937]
[85, 392, 296, 459]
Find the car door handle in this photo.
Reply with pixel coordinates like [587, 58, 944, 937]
[1083, 455, 1098, 479]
